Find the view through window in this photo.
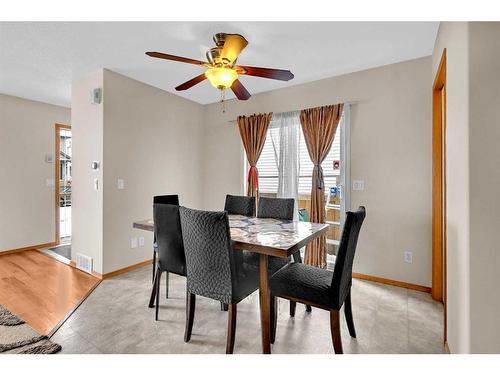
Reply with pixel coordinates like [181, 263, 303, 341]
[257, 115, 342, 195]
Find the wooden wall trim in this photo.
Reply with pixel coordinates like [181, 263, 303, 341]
[1, 242, 57, 255]
[69, 260, 103, 280]
[432, 49, 448, 345]
[68, 259, 152, 280]
[432, 49, 447, 302]
[352, 272, 432, 293]
[102, 259, 152, 279]
[444, 341, 450, 354]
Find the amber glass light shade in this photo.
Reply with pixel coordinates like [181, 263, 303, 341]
[205, 67, 238, 89]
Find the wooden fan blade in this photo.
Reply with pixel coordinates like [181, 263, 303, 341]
[146, 52, 207, 66]
[237, 65, 294, 81]
[220, 34, 248, 65]
[231, 79, 251, 100]
[175, 73, 207, 91]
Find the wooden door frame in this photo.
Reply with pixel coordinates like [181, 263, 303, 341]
[432, 49, 447, 343]
[55, 123, 71, 245]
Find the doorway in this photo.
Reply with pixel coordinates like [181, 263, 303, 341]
[432, 49, 447, 344]
[54, 123, 72, 261]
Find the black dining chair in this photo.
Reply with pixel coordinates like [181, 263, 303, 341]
[224, 194, 256, 216]
[179, 207, 260, 354]
[257, 196, 295, 221]
[152, 195, 180, 289]
[151, 202, 186, 321]
[249, 197, 296, 273]
[220, 194, 257, 311]
[268, 206, 366, 354]
[256, 197, 311, 315]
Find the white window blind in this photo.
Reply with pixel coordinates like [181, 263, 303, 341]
[256, 114, 342, 195]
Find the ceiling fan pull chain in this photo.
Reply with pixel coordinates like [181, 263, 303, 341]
[220, 89, 226, 113]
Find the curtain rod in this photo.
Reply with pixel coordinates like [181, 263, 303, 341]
[227, 101, 358, 124]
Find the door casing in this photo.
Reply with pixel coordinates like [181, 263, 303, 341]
[432, 49, 447, 344]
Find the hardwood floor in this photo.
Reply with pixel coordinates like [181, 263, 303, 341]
[0, 250, 99, 335]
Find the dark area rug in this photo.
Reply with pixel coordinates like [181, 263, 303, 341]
[0, 305, 61, 354]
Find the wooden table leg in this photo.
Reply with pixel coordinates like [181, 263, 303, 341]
[259, 253, 271, 354]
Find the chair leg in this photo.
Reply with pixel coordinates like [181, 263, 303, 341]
[155, 271, 161, 321]
[152, 250, 156, 284]
[306, 304, 312, 312]
[330, 309, 343, 354]
[165, 271, 169, 299]
[226, 303, 237, 354]
[184, 292, 196, 342]
[270, 294, 277, 344]
[148, 269, 159, 308]
[344, 289, 356, 338]
[289, 301, 296, 317]
[221, 302, 228, 311]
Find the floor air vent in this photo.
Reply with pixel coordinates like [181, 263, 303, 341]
[76, 253, 93, 274]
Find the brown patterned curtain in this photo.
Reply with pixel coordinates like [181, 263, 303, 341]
[237, 113, 273, 198]
[300, 104, 344, 268]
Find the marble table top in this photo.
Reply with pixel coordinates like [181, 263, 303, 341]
[133, 214, 329, 258]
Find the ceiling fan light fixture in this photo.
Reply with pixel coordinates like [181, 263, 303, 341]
[205, 67, 238, 89]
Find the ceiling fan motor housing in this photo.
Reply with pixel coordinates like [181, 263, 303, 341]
[206, 47, 222, 66]
[206, 33, 233, 66]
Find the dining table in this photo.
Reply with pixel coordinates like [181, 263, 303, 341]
[133, 213, 329, 354]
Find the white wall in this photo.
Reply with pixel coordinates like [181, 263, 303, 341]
[201, 57, 433, 288]
[102, 70, 204, 273]
[468, 22, 500, 354]
[0, 94, 70, 252]
[71, 70, 104, 273]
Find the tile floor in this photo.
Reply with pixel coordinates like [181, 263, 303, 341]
[52, 265, 445, 354]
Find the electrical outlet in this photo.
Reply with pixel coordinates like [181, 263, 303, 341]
[117, 178, 125, 190]
[138, 237, 145, 247]
[130, 237, 138, 249]
[353, 180, 365, 191]
[404, 251, 413, 264]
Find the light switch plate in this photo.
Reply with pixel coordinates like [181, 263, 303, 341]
[117, 179, 125, 190]
[138, 237, 145, 247]
[46, 178, 55, 188]
[353, 180, 365, 191]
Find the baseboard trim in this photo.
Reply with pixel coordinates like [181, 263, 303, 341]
[0, 242, 57, 255]
[69, 260, 103, 280]
[444, 341, 450, 354]
[69, 259, 152, 280]
[352, 272, 431, 293]
[102, 259, 152, 279]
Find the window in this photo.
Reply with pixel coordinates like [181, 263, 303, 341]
[256, 114, 342, 195]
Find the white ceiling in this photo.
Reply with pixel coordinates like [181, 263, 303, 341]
[0, 22, 439, 107]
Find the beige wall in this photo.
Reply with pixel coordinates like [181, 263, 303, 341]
[102, 70, 204, 274]
[432, 21, 471, 354]
[71, 70, 104, 273]
[0, 94, 70, 252]
[201, 57, 433, 287]
[468, 22, 500, 354]
[432, 21, 500, 354]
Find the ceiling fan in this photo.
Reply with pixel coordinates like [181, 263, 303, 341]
[145, 33, 294, 101]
